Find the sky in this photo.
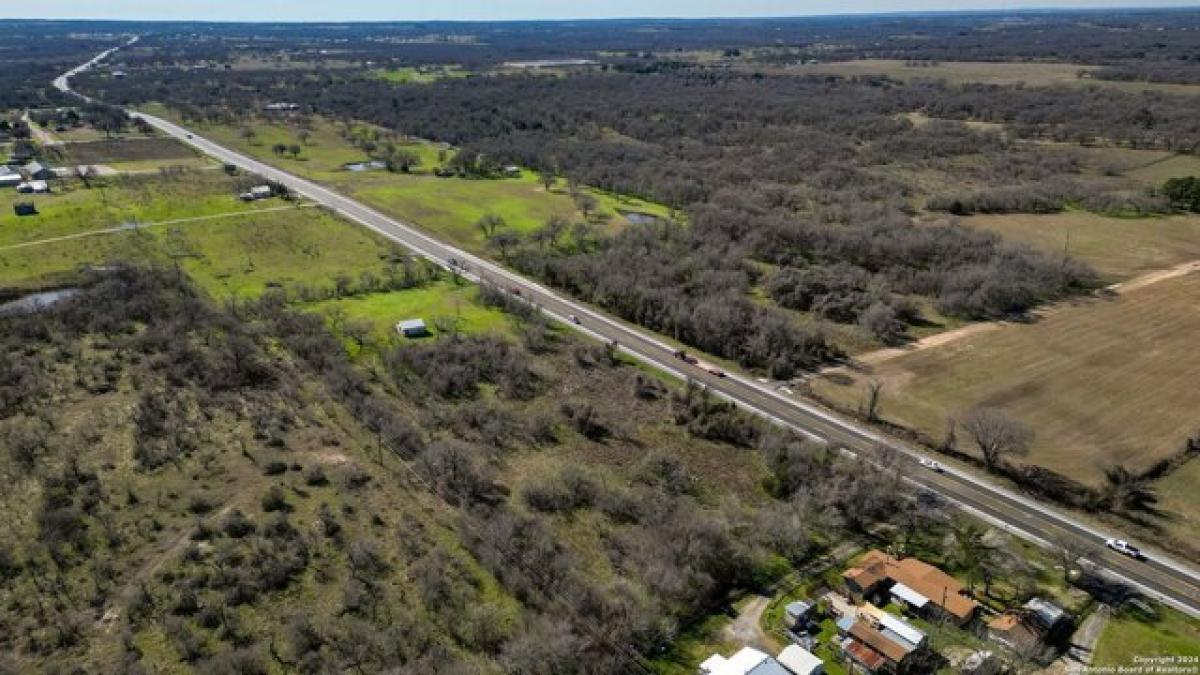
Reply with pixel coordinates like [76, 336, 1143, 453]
[5, 0, 1198, 22]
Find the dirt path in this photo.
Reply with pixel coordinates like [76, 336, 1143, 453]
[23, 112, 61, 146]
[842, 259, 1200, 370]
[95, 503, 237, 632]
[721, 595, 776, 652]
[1039, 605, 1110, 675]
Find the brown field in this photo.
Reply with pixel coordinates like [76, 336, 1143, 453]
[961, 211, 1200, 281]
[60, 137, 197, 165]
[810, 271, 1200, 487]
[789, 59, 1200, 94]
[1125, 154, 1200, 185]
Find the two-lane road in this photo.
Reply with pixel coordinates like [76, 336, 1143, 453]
[57, 46, 1200, 617]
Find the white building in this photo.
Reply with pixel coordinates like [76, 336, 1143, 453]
[777, 646, 823, 675]
[699, 647, 792, 675]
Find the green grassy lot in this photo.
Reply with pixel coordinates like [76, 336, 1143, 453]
[0, 172, 282, 249]
[305, 280, 511, 348]
[140, 105, 674, 254]
[372, 65, 471, 83]
[1092, 605, 1200, 665]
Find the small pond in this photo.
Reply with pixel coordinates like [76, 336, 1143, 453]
[0, 288, 80, 316]
[344, 160, 387, 172]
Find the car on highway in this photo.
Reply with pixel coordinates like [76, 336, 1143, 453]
[919, 458, 944, 473]
[707, 367, 726, 378]
[1106, 539, 1145, 560]
[509, 287, 521, 296]
[567, 314, 581, 325]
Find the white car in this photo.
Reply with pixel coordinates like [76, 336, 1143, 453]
[567, 314, 581, 325]
[918, 458, 944, 473]
[1106, 539, 1145, 560]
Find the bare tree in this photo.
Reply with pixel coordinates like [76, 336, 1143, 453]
[859, 379, 883, 421]
[959, 407, 1032, 470]
[1055, 539, 1093, 583]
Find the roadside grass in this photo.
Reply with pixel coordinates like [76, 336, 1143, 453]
[1092, 604, 1200, 665]
[304, 280, 512, 349]
[810, 272, 1200, 489]
[372, 65, 470, 83]
[1151, 460, 1200, 547]
[960, 211, 1200, 281]
[141, 104, 674, 252]
[0, 171, 280, 249]
[789, 59, 1200, 94]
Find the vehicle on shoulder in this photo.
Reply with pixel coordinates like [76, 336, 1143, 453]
[1106, 538, 1145, 560]
[919, 458, 944, 473]
[672, 349, 699, 365]
[509, 286, 521, 295]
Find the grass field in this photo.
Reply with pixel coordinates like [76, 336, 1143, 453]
[1125, 153, 1200, 185]
[810, 271, 1200, 487]
[1152, 460, 1200, 545]
[141, 105, 674, 253]
[58, 137, 199, 165]
[0, 171, 277, 249]
[962, 210, 1200, 281]
[305, 280, 511, 349]
[790, 59, 1200, 94]
[1092, 606, 1200, 665]
[372, 65, 470, 83]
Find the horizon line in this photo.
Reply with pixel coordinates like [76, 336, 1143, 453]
[3, 4, 1200, 25]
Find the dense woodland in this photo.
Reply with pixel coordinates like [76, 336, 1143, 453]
[85, 64, 1147, 370]
[0, 266, 998, 673]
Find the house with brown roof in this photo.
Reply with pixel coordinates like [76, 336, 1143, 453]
[835, 604, 927, 674]
[843, 550, 980, 626]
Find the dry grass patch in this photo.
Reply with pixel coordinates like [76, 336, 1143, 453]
[960, 211, 1200, 281]
[810, 272, 1200, 486]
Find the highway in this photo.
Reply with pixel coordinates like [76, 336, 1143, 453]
[56, 44, 1200, 618]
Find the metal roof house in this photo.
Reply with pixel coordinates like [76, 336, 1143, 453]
[0, 166, 21, 187]
[396, 318, 429, 338]
[23, 161, 54, 181]
[699, 647, 791, 675]
[777, 645, 823, 675]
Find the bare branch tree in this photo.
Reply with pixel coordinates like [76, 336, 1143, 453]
[959, 407, 1032, 470]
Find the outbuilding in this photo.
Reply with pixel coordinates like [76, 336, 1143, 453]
[0, 166, 21, 188]
[396, 318, 429, 338]
[23, 161, 54, 181]
[777, 645, 823, 675]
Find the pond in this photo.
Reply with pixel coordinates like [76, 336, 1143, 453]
[0, 288, 80, 316]
[618, 210, 661, 226]
[344, 160, 387, 172]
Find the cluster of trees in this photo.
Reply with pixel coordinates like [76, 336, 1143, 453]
[1162, 175, 1200, 212]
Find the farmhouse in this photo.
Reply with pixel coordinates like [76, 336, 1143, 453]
[395, 318, 429, 338]
[0, 166, 21, 188]
[23, 161, 54, 181]
[843, 550, 979, 625]
[836, 603, 927, 673]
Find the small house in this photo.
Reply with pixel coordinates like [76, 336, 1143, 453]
[0, 166, 21, 188]
[503, 165, 522, 177]
[784, 600, 816, 630]
[395, 318, 428, 338]
[843, 550, 979, 626]
[13, 202, 37, 216]
[776, 645, 823, 675]
[23, 161, 53, 181]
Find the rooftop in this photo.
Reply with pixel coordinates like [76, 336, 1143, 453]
[846, 550, 979, 620]
[845, 638, 888, 672]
